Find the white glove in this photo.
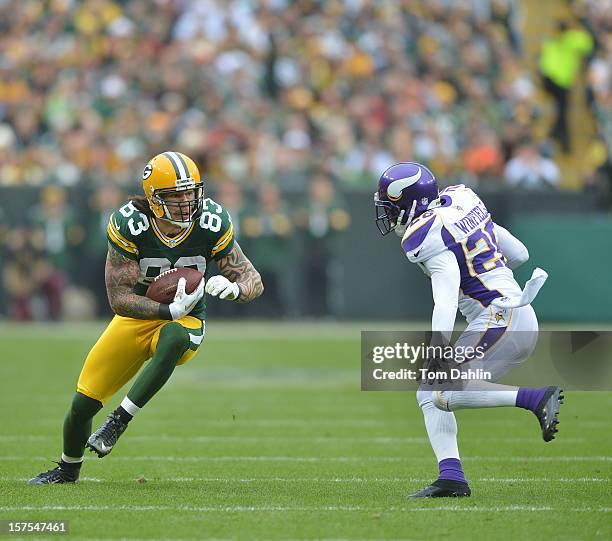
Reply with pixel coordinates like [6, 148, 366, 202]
[205, 275, 240, 301]
[169, 277, 205, 320]
[491, 267, 548, 309]
[394, 200, 417, 238]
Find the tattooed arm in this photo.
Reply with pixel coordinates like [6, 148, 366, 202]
[105, 243, 161, 319]
[215, 241, 264, 303]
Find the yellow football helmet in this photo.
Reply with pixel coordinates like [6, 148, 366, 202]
[142, 151, 204, 228]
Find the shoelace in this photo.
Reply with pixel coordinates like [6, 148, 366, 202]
[37, 461, 64, 479]
[41, 462, 62, 475]
[97, 414, 121, 441]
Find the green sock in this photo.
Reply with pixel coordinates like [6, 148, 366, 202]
[63, 392, 103, 458]
[127, 323, 190, 408]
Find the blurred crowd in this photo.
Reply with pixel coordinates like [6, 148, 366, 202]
[1, 0, 611, 320]
[1, 0, 602, 192]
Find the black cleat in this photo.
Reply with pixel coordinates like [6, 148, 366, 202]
[29, 462, 79, 485]
[535, 386, 564, 442]
[86, 412, 128, 457]
[407, 479, 471, 498]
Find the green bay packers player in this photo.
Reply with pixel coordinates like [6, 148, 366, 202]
[29, 151, 263, 484]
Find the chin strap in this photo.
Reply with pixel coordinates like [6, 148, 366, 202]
[394, 213, 406, 237]
[406, 199, 417, 224]
[168, 218, 192, 229]
[162, 218, 192, 229]
[153, 207, 192, 230]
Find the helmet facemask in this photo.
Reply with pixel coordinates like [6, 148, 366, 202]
[151, 181, 204, 229]
[374, 193, 417, 236]
[374, 192, 400, 236]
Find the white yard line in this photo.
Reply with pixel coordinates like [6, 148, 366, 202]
[0, 505, 609, 513]
[24, 418, 612, 430]
[2, 476, 609, 483]
[2, 455, 610, 463]
[2, 434, 588, 444]
[0, 434, 384, 442]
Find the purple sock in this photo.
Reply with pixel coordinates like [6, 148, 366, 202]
[438, 458, 466, 483]
[516, 387, 548, 412]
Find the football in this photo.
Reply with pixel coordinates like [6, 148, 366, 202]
[145, 267, 203, 304]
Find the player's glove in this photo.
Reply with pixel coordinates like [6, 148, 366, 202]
[162, 277, 205, 320]
[417, 352, 454, 386]
[205, 275, 240, 301]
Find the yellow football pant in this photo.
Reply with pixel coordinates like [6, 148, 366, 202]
[77, 315, 203, 405]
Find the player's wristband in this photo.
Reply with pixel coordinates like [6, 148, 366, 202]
[159, 303, 172, 320]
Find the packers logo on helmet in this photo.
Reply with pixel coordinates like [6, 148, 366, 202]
[142, 164, 153, 180]
[142, 151, 204, 228]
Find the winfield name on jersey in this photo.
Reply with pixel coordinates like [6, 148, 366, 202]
[454, 204, 489, 235]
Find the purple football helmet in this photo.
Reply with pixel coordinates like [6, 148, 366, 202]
[374, 162, 438, 235]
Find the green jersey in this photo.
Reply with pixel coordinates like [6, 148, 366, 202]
[106, 198, 235, 320]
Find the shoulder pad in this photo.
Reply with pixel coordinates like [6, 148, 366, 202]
[401, 210, 445, 263]
[439, 183, 466, 195]
[439, 184, 483, 209]
[200, 198, 235, 259]
[106, 201, 150, 259]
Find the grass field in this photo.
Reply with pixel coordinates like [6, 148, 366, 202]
[0, 322, 610, 541]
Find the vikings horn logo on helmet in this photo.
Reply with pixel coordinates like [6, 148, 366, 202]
[387, 167, 422, 201]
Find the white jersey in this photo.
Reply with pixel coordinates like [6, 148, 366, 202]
[401, 184, 523, 323]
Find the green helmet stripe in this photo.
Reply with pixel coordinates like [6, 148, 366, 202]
[173, 152, 190, 179]
[163, 151, 183, 181]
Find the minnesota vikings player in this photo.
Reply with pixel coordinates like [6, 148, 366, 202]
[375, 162, 563, 498]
